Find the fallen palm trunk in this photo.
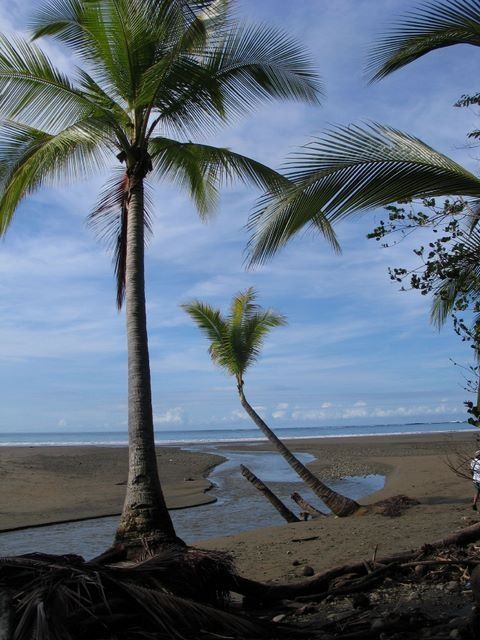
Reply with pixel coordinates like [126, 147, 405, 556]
[290, 492, 328, 519]
[240, 465, 300, 523]
[238, 388, 360, 517]
[229, 521, 480, 602]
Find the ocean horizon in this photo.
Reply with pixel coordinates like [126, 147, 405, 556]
[0, 420, 474, 447]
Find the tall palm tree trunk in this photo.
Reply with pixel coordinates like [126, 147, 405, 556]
[115, 175, 179, 549]
[237, 384, 359, 517]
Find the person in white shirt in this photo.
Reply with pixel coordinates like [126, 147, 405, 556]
[471, 451, 480, 511]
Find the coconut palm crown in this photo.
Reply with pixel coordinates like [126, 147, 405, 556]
[248, 0, 480, 265]
[0, 0, 323, 551]
[183, 289, 360, 517]
[182, 287, 286, 388]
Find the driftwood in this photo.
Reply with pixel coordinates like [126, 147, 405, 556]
[290, 492, 328, 519]
[231, 520, 480, 602]
[240, 465, 300, 524]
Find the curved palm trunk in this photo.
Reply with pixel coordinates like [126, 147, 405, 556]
[115, 176, 180, 550]
[238, 385, 359, 517]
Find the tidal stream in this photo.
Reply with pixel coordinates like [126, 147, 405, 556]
[0, 446, 384, 558]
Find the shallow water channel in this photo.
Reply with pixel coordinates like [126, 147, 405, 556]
[0, 446, 384, 559]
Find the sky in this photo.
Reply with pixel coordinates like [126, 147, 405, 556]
[1, 0, 480, 433]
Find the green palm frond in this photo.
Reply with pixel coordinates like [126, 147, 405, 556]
[205, 22, 322, 106]
[239, 307, 286, 372]
[32, 0, 180, 104]
[229, 287, 258, 325]
[149, 137, 289, 217]
[155, 21, 321, 135]
[181, 300, 239, 375]
[368, 0, 480, 82]
[0, 120, 111, 235]
[149, 137, 220, 215]
[0, 34, 116, 132]
[430, 226, 480, 328]
[183, 289, 285, 379]
[248, 123, 480, 264]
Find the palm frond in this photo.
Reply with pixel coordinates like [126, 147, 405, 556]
[149, 137, 219, 216]
[239, 308, 286, 373]
[155, 21, 322, 135]
[0, 120, 110, 235]
[248, 123, 480, 264]
[0, 551, 289, 640]
[183, 289, 285, 379]
[88, 170, 154, 309]
[149, 136, 289, 217]
[430, 279, 465, 328]
[0, 34, 116, 132]
[181, 300, 239, 374]
[32, 0, 158, 103]
[229, 287, 259, 325]
[429, 227, 480, 328]
[368, 0, 480, 82]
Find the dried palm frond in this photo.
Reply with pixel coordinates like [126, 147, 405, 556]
[0, 551, 295, 640]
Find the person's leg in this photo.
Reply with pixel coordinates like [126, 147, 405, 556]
[473, 484, 480, 510]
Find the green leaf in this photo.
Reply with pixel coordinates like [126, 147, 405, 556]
[149, 136, 290, 217]
[248, 123, 480, 264]
[155, 21, 322, 135]
[368, 0, 480, 82]
[183, 288, 285, 379]
[0, 120, 110, 235]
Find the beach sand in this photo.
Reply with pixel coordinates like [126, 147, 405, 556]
[0, 446, 225, 531]
[1, 431, 479, 584]
[198, 431, 480, 582]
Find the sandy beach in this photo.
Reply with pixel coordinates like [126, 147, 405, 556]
[199, 430, 480, 582]
[0, 446, 225, 531]
[1, 431, 478, 583]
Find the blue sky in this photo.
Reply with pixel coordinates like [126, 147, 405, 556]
[1, 0, 479, 433]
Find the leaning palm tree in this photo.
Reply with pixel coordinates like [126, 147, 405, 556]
[0, 0, 323, 552]
[247, 0, 480, 264]
[183, 288, 360, 517]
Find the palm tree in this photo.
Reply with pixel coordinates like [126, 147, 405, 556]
[0, 0, 322, 551]
[183, 288, 360, 516]
[247, 0, 480, 264]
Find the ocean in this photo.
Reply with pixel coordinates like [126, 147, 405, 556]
[0, 420, 473, 447]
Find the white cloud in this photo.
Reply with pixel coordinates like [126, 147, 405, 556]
[154, 407, 184, 425]
[291, 409, 326, 421]
[272, 402, 289, 418]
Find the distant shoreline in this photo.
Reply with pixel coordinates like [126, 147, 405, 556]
[0, 422, 474, 448]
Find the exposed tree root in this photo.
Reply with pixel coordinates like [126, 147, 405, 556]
[227, 521, 480, 602]
[4, 522, 480, 639]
